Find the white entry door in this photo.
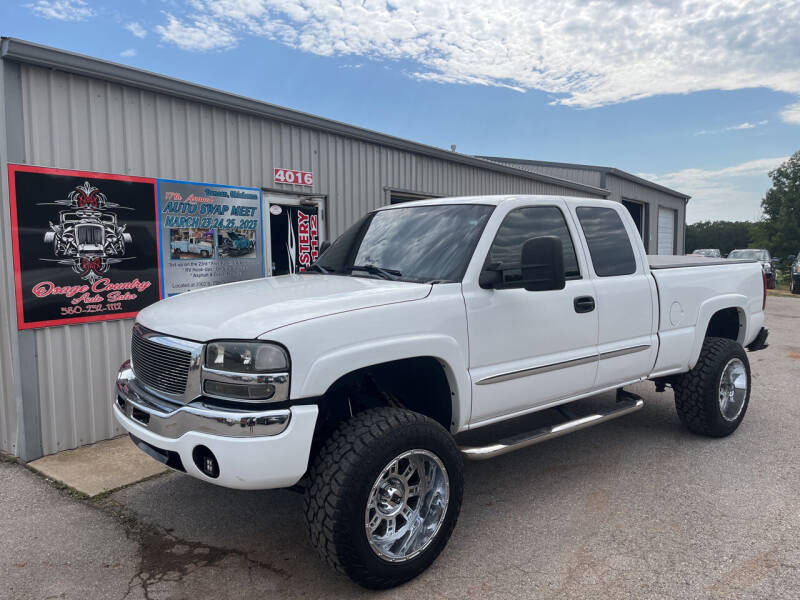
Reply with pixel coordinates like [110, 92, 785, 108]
[657, 208, 676, 255]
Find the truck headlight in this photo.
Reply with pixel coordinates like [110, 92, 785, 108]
[205, 341, 288, 372]
[202, 341, 289, 402]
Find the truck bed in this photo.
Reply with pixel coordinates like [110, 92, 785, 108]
[647, 256, 765, 377]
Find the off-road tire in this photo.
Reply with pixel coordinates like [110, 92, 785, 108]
[673, 337, 751, 437]
[303, 407, 463, 589]
[791, 277, 799, 294]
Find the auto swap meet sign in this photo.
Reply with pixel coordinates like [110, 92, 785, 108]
[7, 166, 266, 329]
[157, 179, 264, 297]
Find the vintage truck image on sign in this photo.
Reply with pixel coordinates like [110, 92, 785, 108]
[113, 195, 769, 589]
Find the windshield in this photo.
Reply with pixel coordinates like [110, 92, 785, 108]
[76, 224, 104, 245]
[692, 249, 719, 257]
[315, 204, 494, 283]
[729, 249, 767, 261]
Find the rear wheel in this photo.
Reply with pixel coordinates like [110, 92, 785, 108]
[673, 337, 751, 437]
[304, 407, 463, 589]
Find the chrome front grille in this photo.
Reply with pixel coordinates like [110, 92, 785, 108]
[131, 328, 192, 396]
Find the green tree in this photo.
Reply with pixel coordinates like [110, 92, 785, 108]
[758, 151, 800, 257]
[686, 220, 753, 256]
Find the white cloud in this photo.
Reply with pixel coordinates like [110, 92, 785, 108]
[154, 0, 800, 108]
[155, 13, 238, 51]
[126, 22, 147, 39]
[640, 157, 788, 223]
[28, 0, 94, 21]
[781, 102, 800, 124]
[120, 48, 137, 58]
[695, 120, 768, 136]
[725, 122, 755, 131]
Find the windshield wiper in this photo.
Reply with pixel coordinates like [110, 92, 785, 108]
[350, 264, 401, 280]
[305, 263, 331, 274]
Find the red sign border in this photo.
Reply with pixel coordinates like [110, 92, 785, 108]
[8, 163, 161, 330]
[274, 167, 314, 187]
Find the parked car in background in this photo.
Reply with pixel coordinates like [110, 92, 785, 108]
[790, 253, 800, 294]
[691, 248, 722, 258]
[728, 249, 775, 289]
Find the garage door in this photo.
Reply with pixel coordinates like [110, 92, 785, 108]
[657, 208, 676, 255]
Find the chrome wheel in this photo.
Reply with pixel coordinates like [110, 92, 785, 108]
[718, 358, 748, 422]
[365, 449, 449, 563]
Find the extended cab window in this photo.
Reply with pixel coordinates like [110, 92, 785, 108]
[487, 206, 581, 283]
[576, 206, 637, 277]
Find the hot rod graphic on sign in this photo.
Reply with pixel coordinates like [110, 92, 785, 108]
[41, 182, 134, 282]
[8, 165, 160, 329]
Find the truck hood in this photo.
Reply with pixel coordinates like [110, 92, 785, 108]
[137, 274, 432, 341]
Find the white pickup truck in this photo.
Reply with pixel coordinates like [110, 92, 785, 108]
[114, 196, 768, 588]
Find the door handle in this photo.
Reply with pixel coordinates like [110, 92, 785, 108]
[574, 296, 595, 313]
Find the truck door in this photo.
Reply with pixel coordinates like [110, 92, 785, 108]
[266, 196, 326, 275]
[570, 204, 658, 388]
[463, 200, 599, 425]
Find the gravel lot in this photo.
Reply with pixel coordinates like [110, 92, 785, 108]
[4, 294, 799, 599]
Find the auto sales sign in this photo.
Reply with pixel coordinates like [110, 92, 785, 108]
[8, 164, 161, 329]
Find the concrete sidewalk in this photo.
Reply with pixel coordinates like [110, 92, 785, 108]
[27, 435, 167, 497]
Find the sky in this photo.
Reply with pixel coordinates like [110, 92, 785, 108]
[3, 0, 800, 223]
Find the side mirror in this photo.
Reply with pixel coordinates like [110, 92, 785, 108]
[479, 236, 565, 291]
[521, 236, 565, 291]
[319, 240, 331, 255]
[788, 255, 796, 263]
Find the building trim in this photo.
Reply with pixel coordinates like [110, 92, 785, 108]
[478, 156, 690, 200]
[0, 37, 609, 198]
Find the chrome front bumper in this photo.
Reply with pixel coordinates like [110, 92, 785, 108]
[115, 361, 291, 439]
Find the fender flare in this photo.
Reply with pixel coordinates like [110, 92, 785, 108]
[688, 294, 748, 369]
[295, 334, 471, 431]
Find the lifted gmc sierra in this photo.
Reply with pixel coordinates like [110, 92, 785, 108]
[114, 196, 768, 588]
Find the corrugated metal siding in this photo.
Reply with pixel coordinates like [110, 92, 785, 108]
[18, 63, 603, 454]
[605, 174, 685, 254]
[491, 161, 604, 189]
[0, 62, 19, 455]
[0, 166, 19, 455]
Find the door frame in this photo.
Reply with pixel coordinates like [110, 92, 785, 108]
[262, 190, 327, 276]
[621, 197, 649, 253]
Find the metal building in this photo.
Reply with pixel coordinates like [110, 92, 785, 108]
[480, 157, 690, 255]
[0, 38, 687, 460]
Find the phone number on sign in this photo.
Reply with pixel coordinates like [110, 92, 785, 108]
[60, 302, 124, 316]
[274, 168, 313, 186]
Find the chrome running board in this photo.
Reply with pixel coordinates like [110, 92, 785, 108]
[459, 397, 644, 461]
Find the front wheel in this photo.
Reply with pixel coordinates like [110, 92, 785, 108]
[791, 277, 800, 294]
[304, 407, 463, 589]
[673, 337, 751, 437]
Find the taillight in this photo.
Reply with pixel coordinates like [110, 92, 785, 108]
[762, 269, 767, 310]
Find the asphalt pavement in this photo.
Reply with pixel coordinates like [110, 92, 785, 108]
[3, 294, 800, 599]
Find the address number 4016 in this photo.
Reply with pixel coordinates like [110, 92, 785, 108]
[274, 168, 313, 186]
